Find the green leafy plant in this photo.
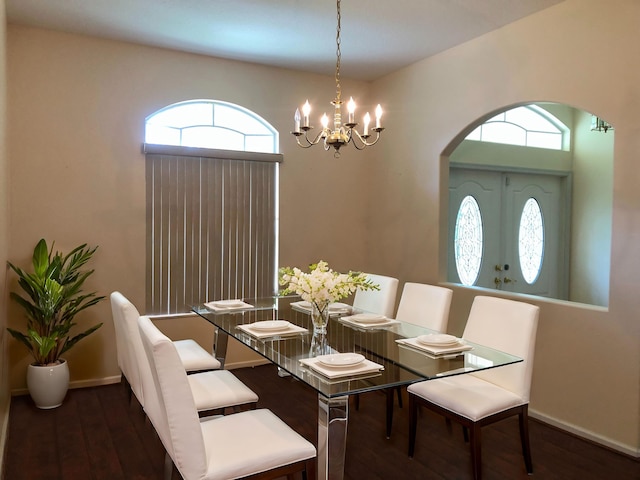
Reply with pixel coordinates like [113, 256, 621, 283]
[7, 238, 104, 366]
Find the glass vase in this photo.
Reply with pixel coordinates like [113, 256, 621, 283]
[309, 330, 331, 357]
[310, 300, 330, 335]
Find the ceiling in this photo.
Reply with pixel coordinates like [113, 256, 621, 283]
[6, 0, 564, 82]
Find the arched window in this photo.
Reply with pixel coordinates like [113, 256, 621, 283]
[145, 99, 278, 153]
[465, 105, 568, 150]
[143, 100, 281, 314]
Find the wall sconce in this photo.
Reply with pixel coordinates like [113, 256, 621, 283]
[590, 115, 613, 133]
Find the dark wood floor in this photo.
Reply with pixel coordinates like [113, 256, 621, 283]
[5, 364, 639, 480]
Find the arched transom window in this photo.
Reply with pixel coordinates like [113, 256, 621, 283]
[465, 105, 568, 150]
[145, 99, 278, 153]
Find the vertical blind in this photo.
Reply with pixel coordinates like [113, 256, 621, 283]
[145, 147, 280, 314]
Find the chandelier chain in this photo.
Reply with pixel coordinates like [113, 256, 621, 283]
[335, 0, 342, 103]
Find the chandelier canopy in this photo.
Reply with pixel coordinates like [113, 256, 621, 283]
[292, 0, 384, 156]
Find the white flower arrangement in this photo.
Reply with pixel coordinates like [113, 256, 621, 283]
[279, 260, 379, 313]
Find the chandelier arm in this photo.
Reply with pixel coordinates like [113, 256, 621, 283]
[294, 129, 329, 148]
[349, 128, 383, 148]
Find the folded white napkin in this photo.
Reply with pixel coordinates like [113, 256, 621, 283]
[204, 300, 254, 311]
[339, 315, 400, 329]
[300, 356, 384, 379]
[236, 322, 308, 339]
[396, 337, 473, 356]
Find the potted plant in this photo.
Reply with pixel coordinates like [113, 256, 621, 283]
[7, 238, 104, 408]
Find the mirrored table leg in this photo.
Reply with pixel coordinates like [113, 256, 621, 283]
[318, 394, 348, 480]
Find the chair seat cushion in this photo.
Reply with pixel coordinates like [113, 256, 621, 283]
[174, 339, 221, 371]
[188, 370, 258, 411]
[200, 409, 316, 480]
[408, 374, 525, 421]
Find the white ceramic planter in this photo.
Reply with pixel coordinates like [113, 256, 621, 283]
[27, 359, 70, 409]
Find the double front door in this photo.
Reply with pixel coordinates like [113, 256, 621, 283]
[448, 167, 569, 299]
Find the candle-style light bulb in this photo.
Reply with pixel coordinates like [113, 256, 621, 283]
[363, 112, 371, 136]
[321, 113, 329, 129]
[375, 104, 383, 129]
[294, 108, 301, 133]
[347, 97, 356, 124]
[302, 100, 311, 128]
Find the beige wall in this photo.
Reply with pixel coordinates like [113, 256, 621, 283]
[369, 0, 639, 456]
[6, 25, 373, 390]
[0, 0, 8, 471]
[571, 110, 614, 305]
[4, 0, 639, 459]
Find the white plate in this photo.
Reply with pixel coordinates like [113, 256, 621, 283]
[316, 353, 365, 368]
[297, 301, 312, 308]
[329, 302, 351, 311]
[350, 313, 387, 324]
[417, 334, 460, 346]
[250, 320, 291, 332]
[212, 299, 246, 308]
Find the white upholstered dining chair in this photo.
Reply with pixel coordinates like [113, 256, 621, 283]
[407, 295, 539, 480]
[371, 282, 454, 437]
[110, 292, 258, 415]
[351, 273, 399, 433]
[395, 282, 453, 331]
[137, 315, 317, 480]
[352, 273, 399, 318]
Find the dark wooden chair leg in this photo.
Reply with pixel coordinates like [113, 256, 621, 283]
[121, 374, 134, 405]
[164, 451, 174, 480]
[518, 406, 533, 474]
[305, 458, 316, 480]
[385, 388, 394, 438]
[408, 394, 418, 457]
[469, 424, 482, 480]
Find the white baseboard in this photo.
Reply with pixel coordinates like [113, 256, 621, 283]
[529, 408, 639, 458]
[10, 364, 271, 395]
[11, 375, 122, 396]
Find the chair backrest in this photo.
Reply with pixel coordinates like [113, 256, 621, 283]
[352, 273, 399, 318]
[463, 296, 539, 402]
[110, 292, 145, 405]
[395, 282, 453, 332]
[138, 315, 207, 479]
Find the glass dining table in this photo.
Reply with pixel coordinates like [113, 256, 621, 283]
[191, 296, 522, 480]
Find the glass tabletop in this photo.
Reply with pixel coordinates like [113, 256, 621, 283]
[191, 296, 522, 399]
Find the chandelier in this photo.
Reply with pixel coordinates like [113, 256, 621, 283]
[292, 0, 384, 156]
